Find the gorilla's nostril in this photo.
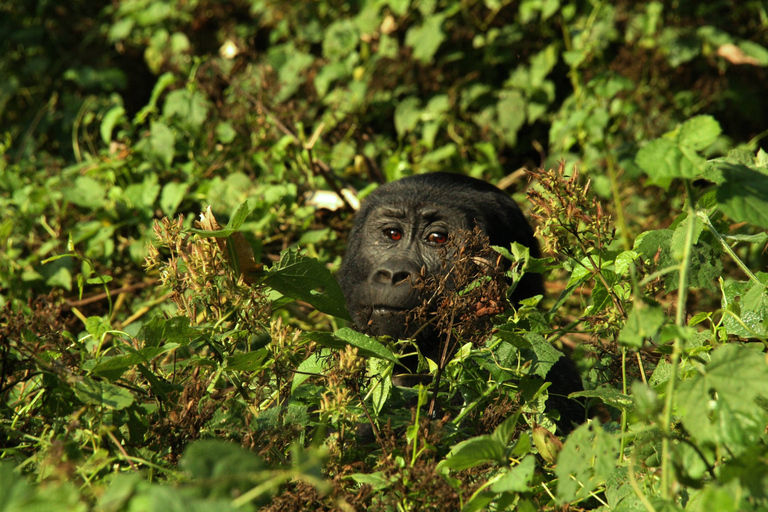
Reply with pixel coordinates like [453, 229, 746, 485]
[373, 269, 411, 285]
[391, 271, 411, 284]
[373, 269, 393, 284]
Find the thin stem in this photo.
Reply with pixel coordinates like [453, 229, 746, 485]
[619, 346, 628, 457]
[698, 210, 764, 287]
[659, 180, 697, 500]
[629, 452, 658, 512]
[606, 152, 630, 251]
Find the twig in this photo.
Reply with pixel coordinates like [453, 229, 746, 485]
[66, 280, 157, 307]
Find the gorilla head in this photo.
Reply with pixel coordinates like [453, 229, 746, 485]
[338, 171, 544, 346]
[337, 172, 585, 432]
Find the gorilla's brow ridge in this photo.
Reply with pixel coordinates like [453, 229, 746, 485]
[419, 208, 443, 222]
[376, 207, 408, 218]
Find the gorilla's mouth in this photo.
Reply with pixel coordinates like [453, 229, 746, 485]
[371, 305, 408, 314]
[360, 305, 415, 339]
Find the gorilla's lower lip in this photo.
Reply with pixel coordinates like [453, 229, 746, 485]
[371, 306, 407, 314]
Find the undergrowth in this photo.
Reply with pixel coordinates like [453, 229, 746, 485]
[2, 0, 768, 511]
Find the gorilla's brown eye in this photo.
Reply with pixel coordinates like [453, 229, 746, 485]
[384, 228, 403, 241]
[427, 232, 447, 244]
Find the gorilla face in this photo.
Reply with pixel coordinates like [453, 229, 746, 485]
[337, 172, 543, 344]
[340, 202, 469, 339]
[337, 172, 584, 432]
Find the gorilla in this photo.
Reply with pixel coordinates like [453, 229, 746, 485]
[337, 172, 584, 432]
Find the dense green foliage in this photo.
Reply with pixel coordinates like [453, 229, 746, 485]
[2, 0, 768, 510]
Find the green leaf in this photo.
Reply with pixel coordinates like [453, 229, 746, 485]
[349, 471, 392, 490]
[570, 387, 633, 410]
[292, 352, 327, 393]
[85, 316, 111, 341]
[163, 89, 209, 132]
[135, 72, 175, 123]
[739, 40, 768, 66]
[490, 455, 536, 493]
[85, 276, 113, 285]
[215, 121, 236, 144]
[405, 14, 445, 63]
[304, 328, 397, 363]
[529, 44, 559, 87]
[602, 468, 647, 512]
[181, 440, 265, 477]
[142, 121, 175, 168]
[224, 349, 268, 372]
[677, 115, 722, 151]
[160, 181, 189, 216]
[91, 344, 179, 377]
[368, 358, 394, 414]
[100, 105, 126, 144]
[323, 20, 359, 61]
[74, 377, 135, 409]
[0, 461, 86, 512]
[314, 62, 349, 98]
[614, 250, 639, 276]
[721, 274, 768, 338]
[394, 96, 422, 138]
[555, 422, 619, 503]
[492, 411, 521, 447]
[631, 381, 662, 420]
[687, 484, 741, 512]
[526, 332, 563, 378]
[96, 473, 143, 511]
[495, 90, 526, 147]
[635, 138, 705, 182]
[421, 143, 456, 164]
[635, 228, 721, 292]
[137, 316, 202, 347]
[618, 300, 665, 348]
[191, 201, 251, 237]
[677, 344, 768, 446]
[274, 46, 314, 102]
[670, 214, 703, 260]
[715, 163, 768, 229]
[460, 493, 495, 512]
[124, 173, 161, 210]
[263, 250, 351, 320]
[70, 176, 107, 209]
[437, 434, 506, 471]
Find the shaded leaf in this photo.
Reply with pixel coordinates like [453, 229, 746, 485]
[677, 344, 768, 447]
[74, 377, 134, 410]
[263, 250, 351, 321]
[556, 422, 619, 503]
[91, 344, 179, 377]
[304, 328, 397, 363]
[618, 300, 665, 348]
[437, 435, 506, 471]
[490, 455, 536, 493]
[715, 163, 768, 229]
[137, 316, 202, 347]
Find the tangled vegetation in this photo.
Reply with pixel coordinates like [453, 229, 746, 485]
[2, 0, 768, 510]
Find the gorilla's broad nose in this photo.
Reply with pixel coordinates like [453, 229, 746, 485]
[371, 259, 421, 286]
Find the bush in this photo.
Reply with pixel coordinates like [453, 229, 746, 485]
[2, 0, 768, 510]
